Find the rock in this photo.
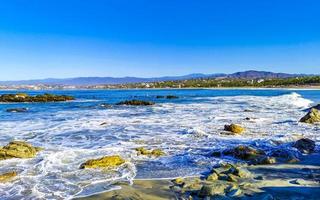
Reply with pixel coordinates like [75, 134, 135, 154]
[293, 138, 316, 154]
[100, 122, 108, 126]
[166, 95, 179, 99]
[116, 100, 155, 106]
[156, 95, 165, 98]
[181, 178, 202, 191]
[0, 141, 43, 160]
[6, 108, 28, 113]
[0, 171, 17, 183]
[256, 156, 277, 165]
[206, 172, 218, 182]
[300, 108, 320, 124]
[135, 147, 165, 157]
[223, 145, 266, 161]
[198, 182, 228, 196]
[100, 103, 112, 108]
[254, 176, 264, 180]
[290, 179, 308, 185]
[172, 177, 184, 185]
[270, 149, 299, 163]
[80, 155, 125, 169]
[0, 93, 74, 103]
[224, 124, 245, 134]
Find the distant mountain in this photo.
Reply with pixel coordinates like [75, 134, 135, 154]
[0, 71, 310, 86]
[227, 70, 306, 79]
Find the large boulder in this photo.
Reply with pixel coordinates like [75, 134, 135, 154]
[300, 108, 320, 124]
[293, 138, 316, 154]
[80, 155, 125, 169]
[116, 100, 155, 106]
[0, 171, 17, 183]
[0, 141, 43, 160]
[224, 124, 245, 134]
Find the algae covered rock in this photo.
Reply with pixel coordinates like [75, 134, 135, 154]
[116, 100, 155, 106]
[0, 141, 43, 160]
[80, 155, 125, 169]
[224, 124, 245, 134]
[0, 171, 17, 183]
[0, 93, 74, 103]
[198, 182, 228, 196]
[293, 138, 315, 154]
[300, 108, 320, 124]
[135, 147, 165, 157]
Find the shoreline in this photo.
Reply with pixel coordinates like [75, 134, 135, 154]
[78, 153, 320, 200]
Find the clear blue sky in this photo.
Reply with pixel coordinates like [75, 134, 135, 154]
[0, 0, 319, 80]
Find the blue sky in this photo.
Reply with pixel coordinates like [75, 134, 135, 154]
[0, 0, 319, 80]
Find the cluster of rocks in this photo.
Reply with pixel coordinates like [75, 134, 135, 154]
[116, 100, 155, 106]
[170, 163, 252, 199]
[212, 138, 315, 165]
[135, 147, 165, 157]
[0, 141, 43, 183]
[0, 93, 75, 103]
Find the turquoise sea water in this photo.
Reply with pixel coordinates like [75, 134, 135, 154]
[0, 89, 319, 199]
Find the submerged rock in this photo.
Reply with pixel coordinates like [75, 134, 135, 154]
[270, 149, 300, 163]
[0, 171, 17, 183]
[80, 155, 125, 169]
[116, 100, 155, 106]
[0, 141, 43, 160]
[135, 147, 165, 157]
[293, 138, 315, 154]
[6, 108, 28, 113]
[300, 108, 320, 124]
[0, 93, 74, 103]
[156, 95, 179, 99]
[224, 124, 245, 134]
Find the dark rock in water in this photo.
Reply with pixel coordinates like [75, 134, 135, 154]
[156, 95, 179, 99]
[0, 141, 43, 160]
[224, 124, 245, 134]
[166, 95, 179, 99]
[0, 93, 74, 103]
[270, 149, 300, 163]
[299, 108, 320, 124]
[223, 145, 266, 161]
[6, 108, 28, 113]
[116, 100, 155, 106]
[100, 103, 112, 108]
[293, 138, 315, 154]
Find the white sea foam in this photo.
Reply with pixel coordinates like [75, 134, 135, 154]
[0, 92, 318, 199]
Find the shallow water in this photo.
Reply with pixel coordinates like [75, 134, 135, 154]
[0, 89, 319, 199]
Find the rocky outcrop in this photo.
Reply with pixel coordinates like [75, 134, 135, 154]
[0, 141, 43, 160]
[135, 147, 165, 157]
[116, 100, 155, 106]
[6, 108, 28, 113]
[224, 124, 245, 134]
[293, 138, 315, 154]
[0, 93, 75, 103]
[300, 108, 320, 124]
[0, 171, 17, 183]
[80, 155, 125, 169]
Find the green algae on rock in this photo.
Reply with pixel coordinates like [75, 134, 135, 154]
[80, 155, 125, 169]
[0, 171, 17, 183]
[0, 93, 75, 103]
[300, 108, 320, 124]
[116, 100, 155, 106]
[0, 141, 43, 160]
[135, 147, 165, 157]
[224, 124, 245, 134]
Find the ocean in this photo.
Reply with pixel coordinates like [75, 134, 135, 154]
[0, 89, 319, 199]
